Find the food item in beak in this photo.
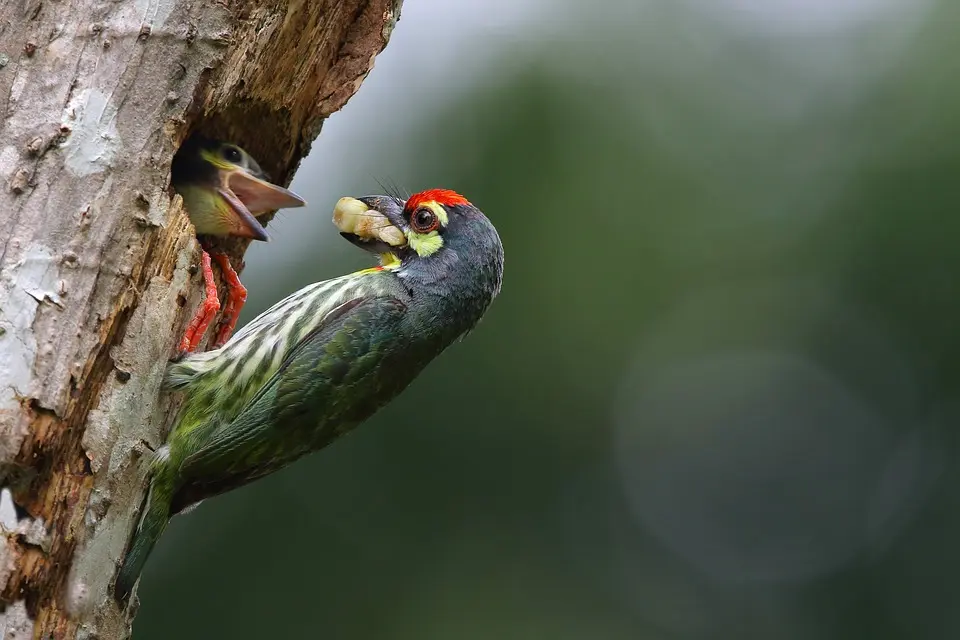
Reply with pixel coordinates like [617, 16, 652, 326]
[333, 197, 406, 247]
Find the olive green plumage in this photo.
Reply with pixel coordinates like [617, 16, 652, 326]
[114, 190, 503, 601]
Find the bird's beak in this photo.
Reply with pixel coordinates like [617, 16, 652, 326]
[210, 185, 271, 241]
[225, 169, 306, 216]
[333, 196, 408, 255]
[208, 167, 306, 242]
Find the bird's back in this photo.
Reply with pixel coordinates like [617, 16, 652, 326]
[161, 269, 414, 510]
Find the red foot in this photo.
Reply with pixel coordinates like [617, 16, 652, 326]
[178, 250, 221, 353]
[211, 252, 247, 348]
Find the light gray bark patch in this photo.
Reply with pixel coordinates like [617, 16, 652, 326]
[63, 88, 121, 178]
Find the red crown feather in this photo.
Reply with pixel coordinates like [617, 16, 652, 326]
[405, 189, 471, 211]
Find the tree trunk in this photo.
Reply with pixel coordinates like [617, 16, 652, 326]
[0, 0, 402, 637]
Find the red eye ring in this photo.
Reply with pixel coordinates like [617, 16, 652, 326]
[411, 207, 440, 233]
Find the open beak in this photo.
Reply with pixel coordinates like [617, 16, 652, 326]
[333, 197, 407, 255]
[212, 169, 306, 241]
[227, 169, 306, 216]
[214, 186, 271, 241]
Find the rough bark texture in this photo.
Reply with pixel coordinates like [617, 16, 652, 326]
[0, 0, 403, 637]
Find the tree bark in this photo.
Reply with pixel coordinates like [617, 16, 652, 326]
[0, 1, 403, 637]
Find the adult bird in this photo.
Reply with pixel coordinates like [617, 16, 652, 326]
[171, 136, 306, 352]
[114, 188, 504, 601]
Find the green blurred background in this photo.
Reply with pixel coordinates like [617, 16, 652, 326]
[136, 0, 960, 637]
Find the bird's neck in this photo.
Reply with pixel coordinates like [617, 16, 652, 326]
[396, 248, 500, 342]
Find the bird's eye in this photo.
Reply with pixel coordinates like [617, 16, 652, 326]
[411, 207, 439, 233]
[221, 146, 242, 164]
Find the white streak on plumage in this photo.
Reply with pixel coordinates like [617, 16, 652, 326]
[165, 270, 399, 414]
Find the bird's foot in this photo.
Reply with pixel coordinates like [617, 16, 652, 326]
[211, 252, 247, 348]
[178, 250, 221, 353]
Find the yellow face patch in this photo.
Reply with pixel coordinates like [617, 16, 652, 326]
[200, 147, 238, 172]
[407, 231, 443, 257]
[403, 200, 448, 257]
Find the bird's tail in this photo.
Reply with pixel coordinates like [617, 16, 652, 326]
[114, 476, 172, 602]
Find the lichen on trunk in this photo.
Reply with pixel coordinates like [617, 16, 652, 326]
[0, 1, 402, 637]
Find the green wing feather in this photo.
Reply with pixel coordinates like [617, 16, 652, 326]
[170, 295, 409, 510]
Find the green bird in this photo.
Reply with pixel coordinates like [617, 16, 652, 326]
[171, 136, 306, 353]
[114, 188, 504, 601]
